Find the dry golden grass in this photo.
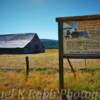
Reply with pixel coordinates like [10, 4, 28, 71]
[0, 49, 100, 100]
[0, 49, 58, 69]
[0, 71, 58, 91]
[0, 49, 99, 70]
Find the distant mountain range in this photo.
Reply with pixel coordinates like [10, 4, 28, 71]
[41, 39, 58, 49]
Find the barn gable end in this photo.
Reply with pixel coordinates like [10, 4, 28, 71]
[24, 34, 45, 53]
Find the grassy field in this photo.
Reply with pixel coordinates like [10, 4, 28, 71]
[0, 49, 100, 100]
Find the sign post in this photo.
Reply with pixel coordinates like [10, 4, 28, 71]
[58, 21, 64, 91]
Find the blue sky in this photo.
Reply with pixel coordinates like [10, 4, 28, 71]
[0, 0, 100, 39]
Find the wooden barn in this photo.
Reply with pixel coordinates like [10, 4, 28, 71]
[0, 33, 45, 54]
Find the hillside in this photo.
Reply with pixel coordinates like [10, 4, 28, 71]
[41, 39, 58, 49]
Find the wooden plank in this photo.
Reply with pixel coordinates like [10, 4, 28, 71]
[63, 54, 100, 59]
[56, 14, 100, 22]
[67, 58, 76, 78]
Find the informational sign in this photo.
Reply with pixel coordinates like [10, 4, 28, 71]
[63, 22, 100, 54]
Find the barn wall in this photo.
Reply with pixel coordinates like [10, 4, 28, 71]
[63, 19, 100, 54]
[0, 48, 24, 54]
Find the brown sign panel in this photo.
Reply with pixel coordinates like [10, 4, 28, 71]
[63, 19, 100, 54]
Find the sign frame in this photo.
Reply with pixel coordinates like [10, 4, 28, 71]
[56, 14, 100, 93]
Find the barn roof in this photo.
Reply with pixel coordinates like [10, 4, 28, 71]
[0, 33, 36, 48]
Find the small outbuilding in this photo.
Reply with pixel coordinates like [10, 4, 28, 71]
[0, 33, 45, 54]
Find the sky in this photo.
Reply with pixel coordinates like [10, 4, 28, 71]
[0, 0, 100, 39]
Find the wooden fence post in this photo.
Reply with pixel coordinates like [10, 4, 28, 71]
[25, 56, 29, 81]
